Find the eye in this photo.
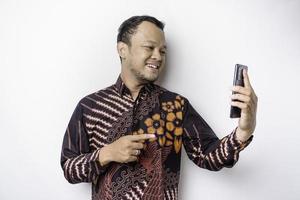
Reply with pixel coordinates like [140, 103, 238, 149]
[160, 50, 166, 55]
[143, 46, 154, 51]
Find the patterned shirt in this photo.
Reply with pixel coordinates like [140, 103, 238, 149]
[60, 76, 253, 200]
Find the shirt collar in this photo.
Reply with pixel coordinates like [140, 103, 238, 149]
[115, 75, 155, 96]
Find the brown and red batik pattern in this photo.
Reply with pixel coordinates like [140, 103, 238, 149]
[60, 76, 253, 200]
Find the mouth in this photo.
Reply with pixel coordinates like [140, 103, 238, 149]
[146, 63, 160, 70]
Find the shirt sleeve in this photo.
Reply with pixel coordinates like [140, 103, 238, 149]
[60, 102, 108, 184]
[182, 99, 253, 171]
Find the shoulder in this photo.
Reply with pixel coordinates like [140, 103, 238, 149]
[76, 83, 118, 112]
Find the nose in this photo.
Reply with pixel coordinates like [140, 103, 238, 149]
[151, 48, 162, 61]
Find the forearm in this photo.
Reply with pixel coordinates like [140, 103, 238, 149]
[62, 149, 107, 184]
[185, 128, 253, 171]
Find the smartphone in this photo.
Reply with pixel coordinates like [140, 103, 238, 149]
[230, 64, 248, 118]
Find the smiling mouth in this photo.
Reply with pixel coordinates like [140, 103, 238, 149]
[146, 63, 159, 70]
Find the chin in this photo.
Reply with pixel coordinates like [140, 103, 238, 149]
[131, 69, 159, 83]
[142, 74, 159, 83]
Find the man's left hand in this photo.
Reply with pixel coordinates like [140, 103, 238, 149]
[231, 69, 258, 142]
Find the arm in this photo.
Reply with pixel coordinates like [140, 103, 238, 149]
[182, 100, 253, 171]
[60, 103, 107, 184]
[183, 69, 257, 171]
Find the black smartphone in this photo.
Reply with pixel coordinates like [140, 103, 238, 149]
[230, 64, 248, 118]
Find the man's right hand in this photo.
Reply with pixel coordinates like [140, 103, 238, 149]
[98, 134, 156, 166]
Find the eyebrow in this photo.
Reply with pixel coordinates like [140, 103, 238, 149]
[144, 40, 167, 49]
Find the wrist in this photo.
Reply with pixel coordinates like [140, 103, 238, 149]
[99, 145, 113, 166]
[235, 127, 252, 143]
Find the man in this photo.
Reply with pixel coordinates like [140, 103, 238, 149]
[60, 15, 258, 200]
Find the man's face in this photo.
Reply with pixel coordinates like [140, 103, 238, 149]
[121, 21, 166, 83]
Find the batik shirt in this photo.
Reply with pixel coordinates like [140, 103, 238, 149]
[60, 76, 253, 200]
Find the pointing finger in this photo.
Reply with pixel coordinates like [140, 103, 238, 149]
[129, 134, 156, 141]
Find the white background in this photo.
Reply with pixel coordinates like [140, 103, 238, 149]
[1, 0, 300, 199]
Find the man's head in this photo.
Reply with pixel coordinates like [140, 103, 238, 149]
[117, 15, 167, 84]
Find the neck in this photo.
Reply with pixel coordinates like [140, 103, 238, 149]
[120, 72, 145, 100]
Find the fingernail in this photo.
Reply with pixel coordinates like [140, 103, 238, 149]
[148, 134, 156, 138]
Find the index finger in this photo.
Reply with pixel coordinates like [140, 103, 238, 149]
[129, 134, 156, 141]
[243, 69, 252, 89]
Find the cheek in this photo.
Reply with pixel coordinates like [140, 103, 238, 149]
[137, 53, 152, 65]
[142, 51, 152, 60]
[132, 50, 149, 61]
[161, 57, 166, 66]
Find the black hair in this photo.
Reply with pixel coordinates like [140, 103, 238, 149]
[117, 15, 165, 45]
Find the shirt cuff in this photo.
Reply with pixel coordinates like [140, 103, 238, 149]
[92, 148, 110, 176]
[230, 127, 254, 151]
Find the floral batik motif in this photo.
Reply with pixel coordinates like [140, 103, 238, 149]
[139, 95, 185, 153]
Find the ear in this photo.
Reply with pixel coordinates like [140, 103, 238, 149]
[117, 42, 128, 60]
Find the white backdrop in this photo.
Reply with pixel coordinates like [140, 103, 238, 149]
[1, 0, 300, 199]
